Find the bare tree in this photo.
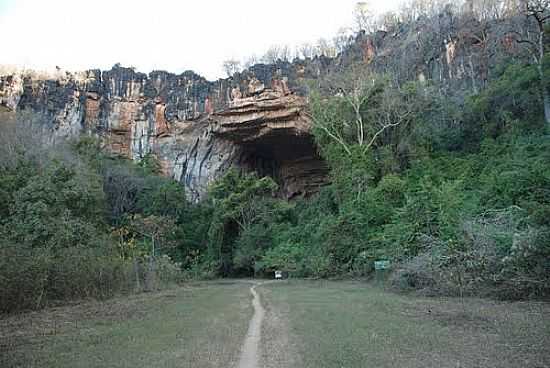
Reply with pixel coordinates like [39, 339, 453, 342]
[128, 214, 176, 291]
[399, 0, 458, 20]
[471, 0, 510, 20]
[103, 164, 145, 221]
[222, 59, 242, 77]
[262, 45, 282, 64]
[317, 38, 337, 58]
[279, 44, 294, 61]
[261, 45, 293, 64]
[380, 11, 400, 31]
[297, 42, 317, 59]
[510, 0, 550, 124]
[242, 55, 259, 69]
[354, 1, 376, 32]
[333, 27, 354, 54]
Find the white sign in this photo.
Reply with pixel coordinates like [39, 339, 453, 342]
[374, 260, 390, 270]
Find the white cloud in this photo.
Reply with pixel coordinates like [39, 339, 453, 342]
[0, 0, 403, 80]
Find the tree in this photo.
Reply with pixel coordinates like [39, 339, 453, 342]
[222, 59, 242, 77]
[309, 65, 419, 156]
[208, 170, 278, 231]
[354, 1, 375, 32]
[316, 38, 337, 58]
[127, 214, 176, 255]
[297, 42, 317, 59]
[262, 46, 280, 64]
[0, 111, 50, 170]
[206, 170, 278, 274]
[469, 0, 511, 20]
[262, 45, 293, 64]
[333, 28, 353, 54]
[279, 45, 293, 62]
[242, 55, 259, 69]
[510, 0, 550, 124]
[126, 214, 177, 291]
[137, 177, 187, 219]
[103, 164, 145, 222]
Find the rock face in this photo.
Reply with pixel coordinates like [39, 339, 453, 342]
[1, 12, 512, 200]
[0, 65, 330, 201]
[212, 90, 328, 199]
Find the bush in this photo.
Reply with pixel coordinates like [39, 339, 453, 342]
[498, 228, 550, 299]
[155, 254, 185, 285]
[0, 121, 190, 313]
[390, 207, 550, 300]
[0, 241, 189, 313]
[0, 242, 136, 313]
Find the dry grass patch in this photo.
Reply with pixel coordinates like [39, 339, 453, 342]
[260, 280, 550, 368]
[1, 282, 252, 368]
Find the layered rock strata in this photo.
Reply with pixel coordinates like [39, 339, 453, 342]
[212, 90, 328, 199]
[0, 66, 329, 200]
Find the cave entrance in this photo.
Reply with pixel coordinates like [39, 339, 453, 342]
[237, 134, 328, 200]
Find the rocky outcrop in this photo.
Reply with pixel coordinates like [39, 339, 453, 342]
[1, 10, 515, 199]
[0, 74, 23, 111]
[212, 90, 327, 199]
[212, 91, 309, 142]
[0, 65, 330, 201]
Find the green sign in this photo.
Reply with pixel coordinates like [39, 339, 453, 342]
[374, 260, 390, 270]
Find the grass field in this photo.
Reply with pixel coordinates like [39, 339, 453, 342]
[0, 281, 252, 368]
[1, 280, 549, 368]
[259, 280, 550, 368]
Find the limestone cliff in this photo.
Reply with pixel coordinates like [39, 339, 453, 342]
[0, 12, 511, 199]
[0, 64, 330, 201]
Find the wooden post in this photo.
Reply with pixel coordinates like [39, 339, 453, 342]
[134, 258, 141, 291]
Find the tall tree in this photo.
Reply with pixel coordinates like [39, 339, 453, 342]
[309, 65, 419, 156]
[222, 59, 242, 77]
[511, 0, 550, 124]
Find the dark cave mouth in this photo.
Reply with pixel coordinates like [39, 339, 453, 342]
[237, 134, 329, 199]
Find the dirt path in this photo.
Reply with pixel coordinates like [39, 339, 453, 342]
[237, 283, 265, 368]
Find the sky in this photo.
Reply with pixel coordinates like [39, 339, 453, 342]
[0, 0, 403, 80]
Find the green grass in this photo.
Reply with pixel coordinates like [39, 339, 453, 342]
[3, 279, 549, 368]
[0, 281, 252, 368]
[259, 280, 550, 368]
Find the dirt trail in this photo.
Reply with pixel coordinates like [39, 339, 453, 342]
[237, 283, 265, 368]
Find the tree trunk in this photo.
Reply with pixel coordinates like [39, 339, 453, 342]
[145, 235, 156, 292]
[543, 83, 550, 126]
[536, 20, 550, 126]
[134, 258, 141, 291]
[538, 56, 550, 126]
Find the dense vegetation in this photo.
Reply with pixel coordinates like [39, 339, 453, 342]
[1, 5, 549, 314]
[0, 118, 188, 312]
[203, 4, 550, 300]
[201, 54, 550, 299]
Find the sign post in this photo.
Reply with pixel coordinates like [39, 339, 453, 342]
[374, 260, 390, 285]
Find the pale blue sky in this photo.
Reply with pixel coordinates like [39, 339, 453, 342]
[0, 0, 402, 80]
[0, 0, 14, 12]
